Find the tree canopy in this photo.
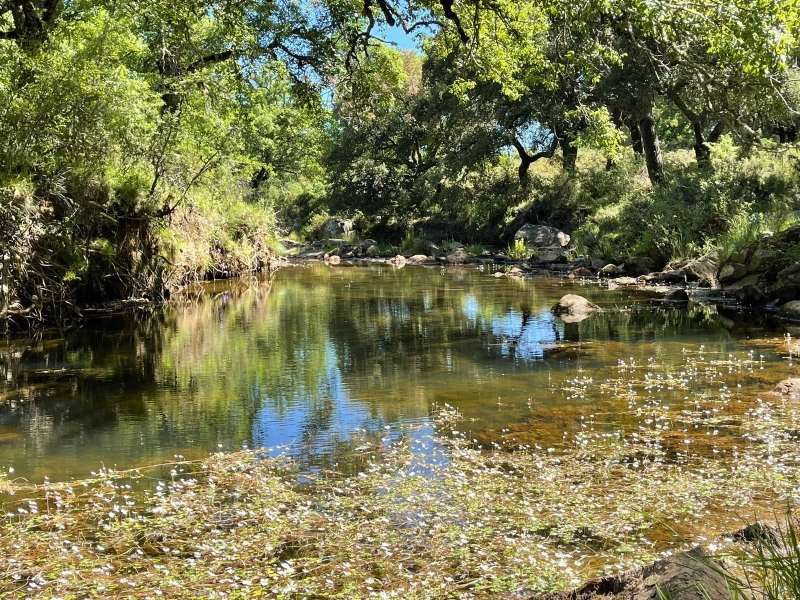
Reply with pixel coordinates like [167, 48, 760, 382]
[3, 0, 800, 323]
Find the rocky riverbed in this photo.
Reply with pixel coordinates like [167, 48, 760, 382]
[290, 221, 800, 321]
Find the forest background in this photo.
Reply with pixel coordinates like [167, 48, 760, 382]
[3, 0, 800, 325]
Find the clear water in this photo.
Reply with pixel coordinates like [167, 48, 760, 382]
[0, 263, 791, 483]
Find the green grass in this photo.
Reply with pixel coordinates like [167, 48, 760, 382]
[400, 230, 432, 255]
[466, 242, 485, 255]
[506, 237, 530, 260]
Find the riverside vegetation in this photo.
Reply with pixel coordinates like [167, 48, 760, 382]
[3, 1, 800, 327]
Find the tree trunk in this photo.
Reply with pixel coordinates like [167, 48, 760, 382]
[561, 134, 577, 173]
[606, 108, 624, 171]
[4, 0, 61, 48]
[636, 93, 663, 185]
[692, 122, 712, 170]
[625, 117, 644, 156]
[511, 135, 557, 184]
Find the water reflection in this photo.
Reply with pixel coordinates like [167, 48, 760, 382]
[0, 264, 786, 481]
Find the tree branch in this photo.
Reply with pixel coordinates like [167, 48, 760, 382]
[186, 50, 235, 73]
[439, 0, 468, 43]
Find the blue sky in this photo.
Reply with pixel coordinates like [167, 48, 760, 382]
[375, 24, 426, 52]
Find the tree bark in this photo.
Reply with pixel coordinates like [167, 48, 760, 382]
[511, 135, 558, 183]
[626, 116, 644, 155]
[560, 133, 578, 173]
[691, 122, 712, 170]
[1, 0, 61, 48]
[636, 93, 663, 185]
[667, 90, 724, 171]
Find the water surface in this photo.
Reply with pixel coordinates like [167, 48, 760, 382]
[0, 263, 793, 482]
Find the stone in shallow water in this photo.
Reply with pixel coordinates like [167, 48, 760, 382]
[551, 295, 600, 321]
[534, 547, 732, 600]
[779, 300, 800, 321]
[446, 248, 470, 264]
[600, 263, 622, 277]
[569, 267, 593, 278]
[389, 255, 406, 268]
[774, 378, 800, 396]
[683, 251, 720, 288]
[665, 289, 689, 303]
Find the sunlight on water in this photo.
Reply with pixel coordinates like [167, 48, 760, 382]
[0, 263, 793, 483]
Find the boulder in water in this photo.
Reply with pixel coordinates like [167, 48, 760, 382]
[551, 295, 601, 323]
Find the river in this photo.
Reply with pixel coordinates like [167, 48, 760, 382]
[0, 263, 793, 484]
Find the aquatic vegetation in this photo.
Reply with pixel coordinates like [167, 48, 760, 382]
[4, 349, 800, 600]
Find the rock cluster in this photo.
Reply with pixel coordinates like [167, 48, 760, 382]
[712, 226, 800, 311]
[515, 224, 571, 264]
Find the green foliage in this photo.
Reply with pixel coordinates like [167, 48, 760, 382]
[569, 147, 800, 263]
[3, 0, 800, 325]
[401, 230, 432, 255]
[507, 238, 530, 260]
[0, 0, 334, 324]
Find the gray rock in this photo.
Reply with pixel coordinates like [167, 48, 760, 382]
[775, 377, 800, 396]
[747, 247, 773, 273]
[569, 267, 593, 278]
[531, 247, 567, 264]
[514, 224, 571, 248]
[547, 263, 571, 273]
[665, 289, 690, 303]
[718, 262, 748, 285]
[780, 226, 800, 244]
[389, 255, 407, 268]
[599, 263, 622, 277]
[360, 238, 378, 248]
[615, 277, 639, 286]
[778, 261, 800, 279]
[323, 218, 354, 239]
[779, 300, 800, 322]
[407, 254, 431, 264]
[772, 281, 800, 302]
[446, 248, 470, 264]
[642, 270, 685, 285]
[591, 258, 608, 269]
[724, 273, 761, 295]
[536, 547, 733, 600]
[728, 249, 750, 264]
[551, 295, 601, 323]
[625, 256, 657, 271]
[683, 251, 720, 288]
[724, 274, 767, 305]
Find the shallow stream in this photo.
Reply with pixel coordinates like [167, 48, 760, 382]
[0, 263, 796, 486]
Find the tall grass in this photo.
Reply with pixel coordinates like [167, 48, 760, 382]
[715, 510, 800, 600]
